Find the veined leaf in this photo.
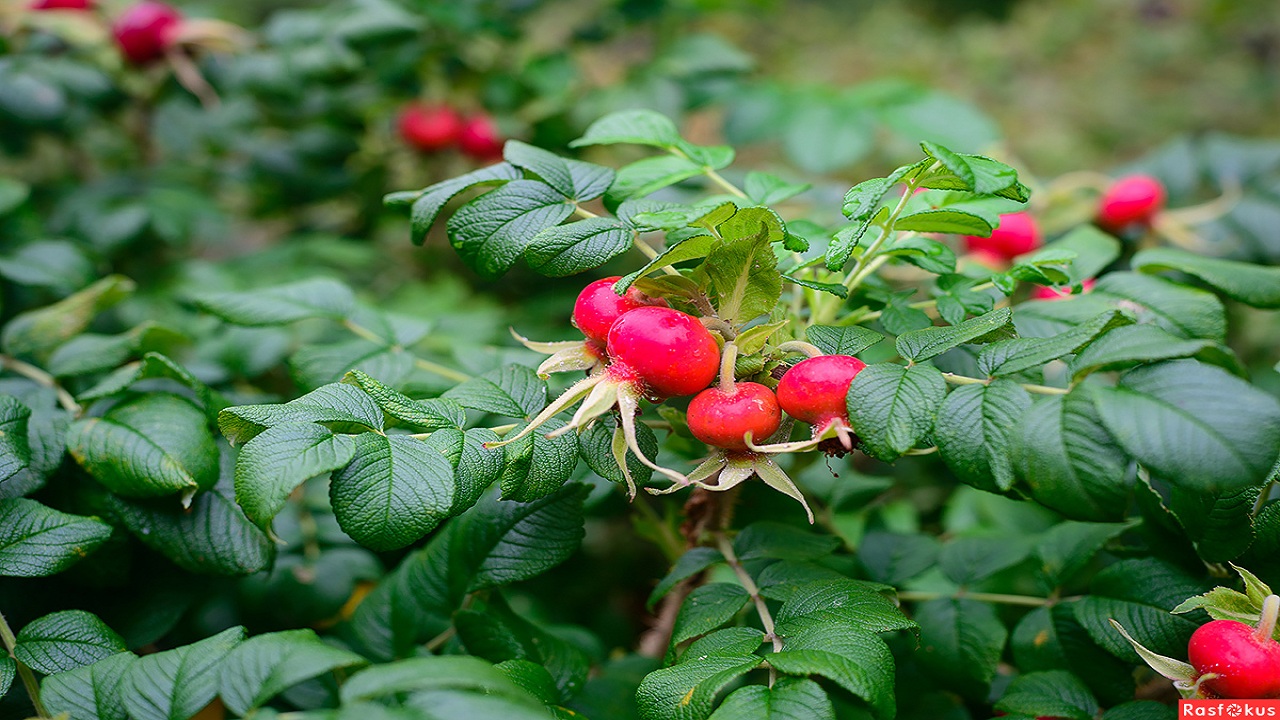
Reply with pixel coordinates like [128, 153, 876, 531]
[216, 629, 368, 715]
[705, 228, 782, 325]
[14, 610, 126, 675]
[503, 140, 614, 201]
[191, 278, 354, 326]
[41, 652, 137, 720]
[1133, 247, 1280, 308]
[0, 498, 111, 577]
[1, 275, 135, 356]
[935, 379, 1032, 493]
[708, 678, 834, 720]
[443, 365, 547, 419]
[234, 423, 356, 529]
[525, 217, 632, 277]
[121, 627, 245, 720]
[847, 363, 947, 461]
[570, 109, 684, 149]
[896, 307, 1015, 362]
[330, 433, 457, 551]
[447, 180, 575, 279]
[219, 381, 384, 445]
[402, 163, 522, 245]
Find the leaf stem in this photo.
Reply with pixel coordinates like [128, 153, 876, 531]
[842, 165, 936, 293]
[0, 610, 49, 718]
[340, 319, 472, 384]
[0, 355, 81, 416]
[895, 590, 1058, 607]
[715, 532, 781, 686]
[942, 372, 1069, 396]
[572, 205, 600, 220]
[704, 168, 749, 199]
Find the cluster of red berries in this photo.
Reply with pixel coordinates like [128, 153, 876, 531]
[30, 0, 184, 65]
[397, 104, 505, 162]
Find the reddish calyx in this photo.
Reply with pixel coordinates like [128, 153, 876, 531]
[962, 212, 1042, 262]
[113, 1, 183, 65]
[1097, 174, 1166, 231]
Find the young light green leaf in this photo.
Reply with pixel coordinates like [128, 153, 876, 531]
[14, 610, 126, 675]
[216, 629, 368, 715]
[191, 278, 355, 326]
[402, 163, 522, 245]
[935, 380, 1032, 493]
[0, 498, 111, 577]
[41, 652, 137, 720]
[1, 275, 135, 356]
[330, 433, 457, 551]
[442, 365, 547, 419]
[917, 144, 1030, 201]
[570, 109, 683, 149]
[1094, 360, 1280, 493]
[1133, 247, 1280, 309]
[447, 180, 575, 279]
[503, 140, 614, 201]
[234, 423, 357, 530]
[122, 627, 245, 720]
[615, 234, 716, 291]
[896, 307, 1015, 362]
[805, 325, 883, 356]
[68, 393, 219, 499]
[782, 274, 847, 299]
[893, 208, 994, 236]
[847, 362, 947, 461]
[705, 229, 782, 325]
[525, 217, 632, 277]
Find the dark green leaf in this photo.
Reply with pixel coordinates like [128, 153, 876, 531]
[994, 670, 1098, 720]
[858, 532, 940, 585]
[1166, 486, 1259, 563]
[636, 653, 761, 720]
[0, 498, 111, 577]
[1035, 521, 1133, 588]
[447, 180, 575, 279]
[443, 365, 547, 419]
[896, 308, 1015, 362]
[235, 423, 356, 530]
[913, 599, 1007, 699]
[526, 218, 632, 277]
[805, 326, 883, 356]
[605, 156, 705, 208]
[503, 140, 614, 201]
[649, 548, 725, 610]
[458, 484, 588, 592]
[403, 164, 522, 245]
[0, 396, 31, 486]
[77, 353, 221, 418]
[894, 208, 994, 235]
[121, 626, 245, 720]
[14, 610, 124, 676]
[216, 629, 367, 715]
[1017, 391, 1132, 522]
[1132, 247, 1280, 308]
[847, 362, 947, 461]
[455, 594, 590, 703]
[708, 678, 834, 720]
[339, 656, 537, 705]
[579, 418, 657, 490]
[41, 652, 136, 720]
[499, 418, 579, 502]
[766, 624, 895, 720]
[191, 278, 354, 326]
[671, 584, 750, 648]
[330, 433, 456, 551]
[774, 579, 916, 636]
[935, 380, 1032, 493]
[219, 382, 383, 446]
[733, 522, 840, 561]
[939, 536, 1031, 585]
[1071, 559, 1205, 662]
[342, 370, 466, 431]
[980, 310, 1134, 376]
[1103, 701, 1177, 720]
[1069, 325, 1231, 381]
[782, 274, 847, 299]
[1, 275, 135, 356]
[883, 235, 957, 275]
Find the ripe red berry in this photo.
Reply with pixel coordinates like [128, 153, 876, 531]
[962, 212, 1041, 261]
[572, 277, 662, 345]
[776, 355, 867, 432]
[1097, 174, 1166, 231]
[687, 382, 783, 451]
[1187, 619, 1280, 699]
[457, 113, 505, 161]
[113, 1, 183, 65]
[1033, 279, 1096, 301]
[397, 103, 463, 153]
[605, 307, 719, 399]
[30, 0, 93, 9]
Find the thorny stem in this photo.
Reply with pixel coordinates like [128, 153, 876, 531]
[0, 610, 49, 718]
[715, 532, 781, 687]
[0, 355, 82, 416]
[896, 590, 1064, 608]
[942, 372, 1069, 396]
[340, 319, 472, 384]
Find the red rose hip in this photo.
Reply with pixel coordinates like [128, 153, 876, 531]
[1097, 174, 1166, 230]
[776, 355, 867, 432]
[962, 212, 1041, 261]
[113, 1, 183, 65]
[572, 276, 660, 345]
[31, 0, 93, 9]
[687, 382, 782, 451]
[457, 113, 504, 161]
[397, 103, 463, 153]
[1188, 619, 1280, 699]
[606, 307, 719, 399]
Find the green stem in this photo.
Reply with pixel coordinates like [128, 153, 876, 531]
[842, 166, 936, 294]
[0, 355, 81, 416]
[0, 610, 49, 718]
[1254, 474, 1277, 518]
[704, 168, 749, 199]
[942, 372, 1069, 396]
[715, 532, 780, 686]
[895, 590, 1058, 608]
[572, 205, 600, 220]
[340, 319, 472, 384]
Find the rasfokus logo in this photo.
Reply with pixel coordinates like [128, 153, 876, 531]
[1181, 700, 1280, 718]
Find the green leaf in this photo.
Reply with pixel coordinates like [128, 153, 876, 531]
[0, 176, 30, 214]
[77, 353, 221, 418]
[447, 180, 576, 279]
[0, 396, 32, 486]
[428, 427, 506, 515]
[733, 522, 841, 561]
[219, 382, 384, 446]
[1093, 360, 1280, 493]
[744, 172, 810, 206]
[1, 275, 135, 356]
[1069, 325, 1232, 381]
[499, 419, 579, 503]
[1132, 247, 1280, 308]
[570, 109, 683, 149]
[883, 235, 957, 275]
[216, 629, 367, 715]
[579, 417, 657, 490]
[1035, 521, 1133, 588]
[805, 326, 884, 357]
[0, 498, 112, 577]
[709, 678, 834, 720]
[935, 380, 1032, 493]
[342, 370, 466, 431]
[503, 140, 614, 201]
[403, 163, 522, 245]
[847, 363, 947, 461]
[340, 656, 536, 705]
[1, 396, 68, 499]
[443, 365, 547, 419]
[979, 310, 1133, 376]
[46, 323, 182, 379]
[917, 144, 1030, 201]
[895, 307, 1015, 362]
[783, 97, 875, 173]
[766, 624, 896, 720]
[111, 477, 274, 576]
[234, 423, 357, 530]
[496, 659, 560, 706]
[0, 655, 12, 697]
[1166, 485, 1259, 563]
[330, 433, 457, 551]
[41, 652, 137, 720]
[649, 548, 725, 610]
[191, 278, 355, 326]
[938, 536, 1031, 585]
[526, 217, 633, 277]
[460, 484, 588, 592]
[636, 653, 762, 720]
[893, 208, 994, 235]
[1039, 226, 1122, 284]
[1017, 391, 1132, 522]
[994, 670, 1098, 720]
[1071, 559, 1205, 662]
[841, 175, 896, 220]
[1089, 272, 1225, 342]
[122, 626, 245, 720]
[913, 599, 1007, 699]
[782, 274, 846, 299]
[671, 584, 751, 648]
[14, 610, 126, 675]
[68, 393, 219, 499]
[454, 594, 590, 703]
[858, 531, 940, 585]
[824, 216, 875, 271]
[1103, 701, 1177, 720]
[616, 235, 716, 291]
[0, 240, 95, 295]
[605, 156, 706, 208]
[774, 579, 917, 636]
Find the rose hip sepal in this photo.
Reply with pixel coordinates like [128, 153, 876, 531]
[1097, 174, 1166, 231]
[487, 306, 720, 496]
